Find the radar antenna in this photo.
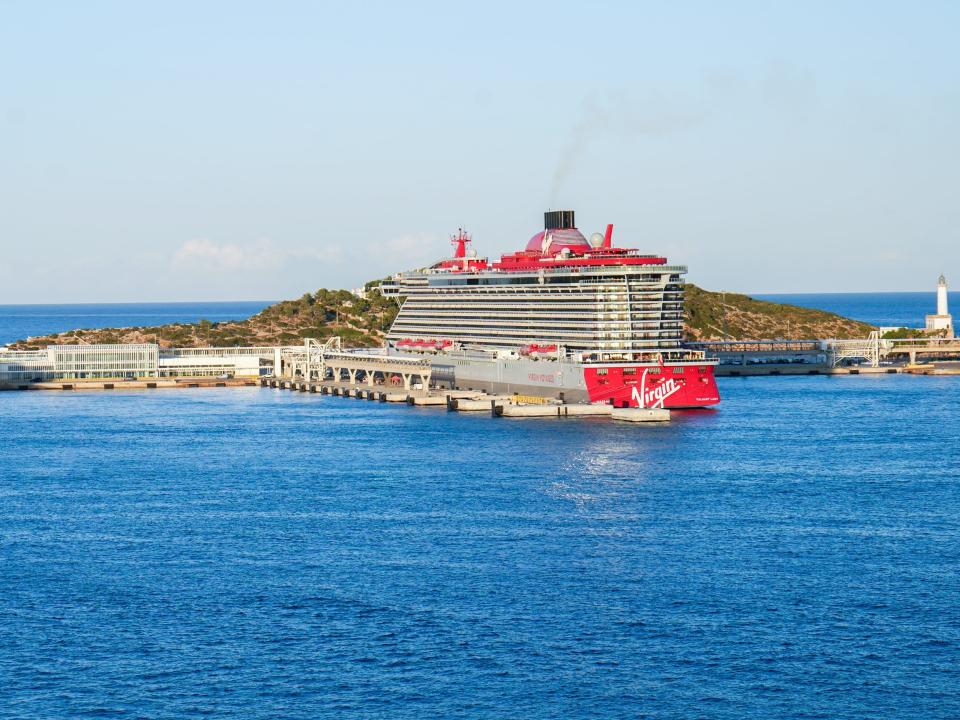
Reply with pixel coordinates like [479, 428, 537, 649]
[451, 228, 471, 258]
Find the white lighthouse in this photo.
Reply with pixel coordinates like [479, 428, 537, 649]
[926, 274, 953, 336]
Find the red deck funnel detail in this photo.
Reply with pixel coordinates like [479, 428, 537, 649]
[603, 224, 613, 249]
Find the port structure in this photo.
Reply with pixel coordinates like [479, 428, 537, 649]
[281, 338, 432, 390]
[826, 333, 960, 367]
[686, 339, 827, 372]
[8, 331, 960, 389]
[825, 333, 882, 368]
[691, 332, 960, 371]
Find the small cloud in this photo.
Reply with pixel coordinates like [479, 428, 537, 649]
[379, 233, 444, 271]
[761, 62, 817, 116]
[173, 238, 282, 271]
[386, 233, 437, 254]
[172, 238, 331, 272]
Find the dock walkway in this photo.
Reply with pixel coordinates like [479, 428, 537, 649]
[261, 377, 670, 422]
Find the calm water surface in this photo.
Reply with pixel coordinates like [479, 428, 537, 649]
[756, 291, 957, 328]
[0, 301, 273, 346]
[2, 376, 959, 719]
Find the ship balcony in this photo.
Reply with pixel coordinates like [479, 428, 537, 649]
[392, 321, 676, 334]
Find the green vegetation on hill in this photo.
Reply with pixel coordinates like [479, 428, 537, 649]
[10, 280, 876, 350]
[880, 327, 932, 340]
[684, 284, 875, 340]
[11, 280, 401, 350]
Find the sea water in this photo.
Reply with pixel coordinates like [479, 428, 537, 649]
[756, 291, 957, 329]
[2, 298, 959, 718]
[2, 378, 959, 719]
[0, 301, 273, 346]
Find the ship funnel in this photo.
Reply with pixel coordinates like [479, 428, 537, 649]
[544, 210, 575, 230]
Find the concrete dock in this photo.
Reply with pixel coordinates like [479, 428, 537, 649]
[446, 394, 512, 411]
[611, 407, 671, 423]
[259, 378, 670, 424]
[496, 403, 614, 418]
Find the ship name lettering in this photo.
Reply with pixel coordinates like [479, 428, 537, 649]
[528, 373, 556, 383]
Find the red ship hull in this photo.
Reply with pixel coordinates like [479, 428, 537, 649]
[583, 364, 720, 409]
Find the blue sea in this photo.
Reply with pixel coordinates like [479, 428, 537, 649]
[0, 301, 274, 346]
[756, 291, 958, 329]
[2, 297, 960, 719]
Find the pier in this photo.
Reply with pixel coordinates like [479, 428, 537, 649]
[279, 339, 433, 391]
[689, 334, 960, 375]
[258, 376, 671, 422]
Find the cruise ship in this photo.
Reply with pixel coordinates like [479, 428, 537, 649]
[378, 211, 720, 409]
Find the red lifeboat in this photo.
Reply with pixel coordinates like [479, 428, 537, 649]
[526, 343, 558, 358]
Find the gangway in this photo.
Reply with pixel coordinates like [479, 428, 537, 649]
[824, 332, 884, 368]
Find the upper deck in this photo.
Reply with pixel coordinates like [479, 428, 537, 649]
[381, 210, 681, 295]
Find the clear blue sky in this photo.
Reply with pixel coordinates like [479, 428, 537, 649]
[2, 0, 958, 302]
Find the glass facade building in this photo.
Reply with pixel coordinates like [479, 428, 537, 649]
[0, 344, 272, 382]
[49, 344, 159, 379]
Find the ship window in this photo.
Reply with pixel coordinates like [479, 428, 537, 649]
[698, 367, 707, 374]
[596, 369, 608, 376]
[622, 368, 637, 375]
[673, 367, 684, 374]
[648, 367, 661, 375]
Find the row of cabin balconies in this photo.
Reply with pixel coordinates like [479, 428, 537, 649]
[419, 281, 675, 292]
[388, 333, 685, 352]
[393, 313, 684, 326]
[389, 324, 682, 340]
[391, 316, 684, 332]
[392, 307, 684, 320]
[408, 281, 677, 290]
[388, 324, 684, 342]
[390, 327, 684, 341]
[401, 293, 674, 306]
[411, 284, 671, 296]
[392, 312, 684, 327]
[402, 293, 678, 305]
[400, 300, 680, 312]
[395, 317, 684, 328]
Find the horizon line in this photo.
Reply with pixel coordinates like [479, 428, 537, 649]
[0, 288, 949, 306]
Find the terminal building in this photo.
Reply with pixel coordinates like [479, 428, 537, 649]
[0, 344, 269, 383]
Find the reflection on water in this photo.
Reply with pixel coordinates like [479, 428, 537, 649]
[3, 376, 960, 719]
